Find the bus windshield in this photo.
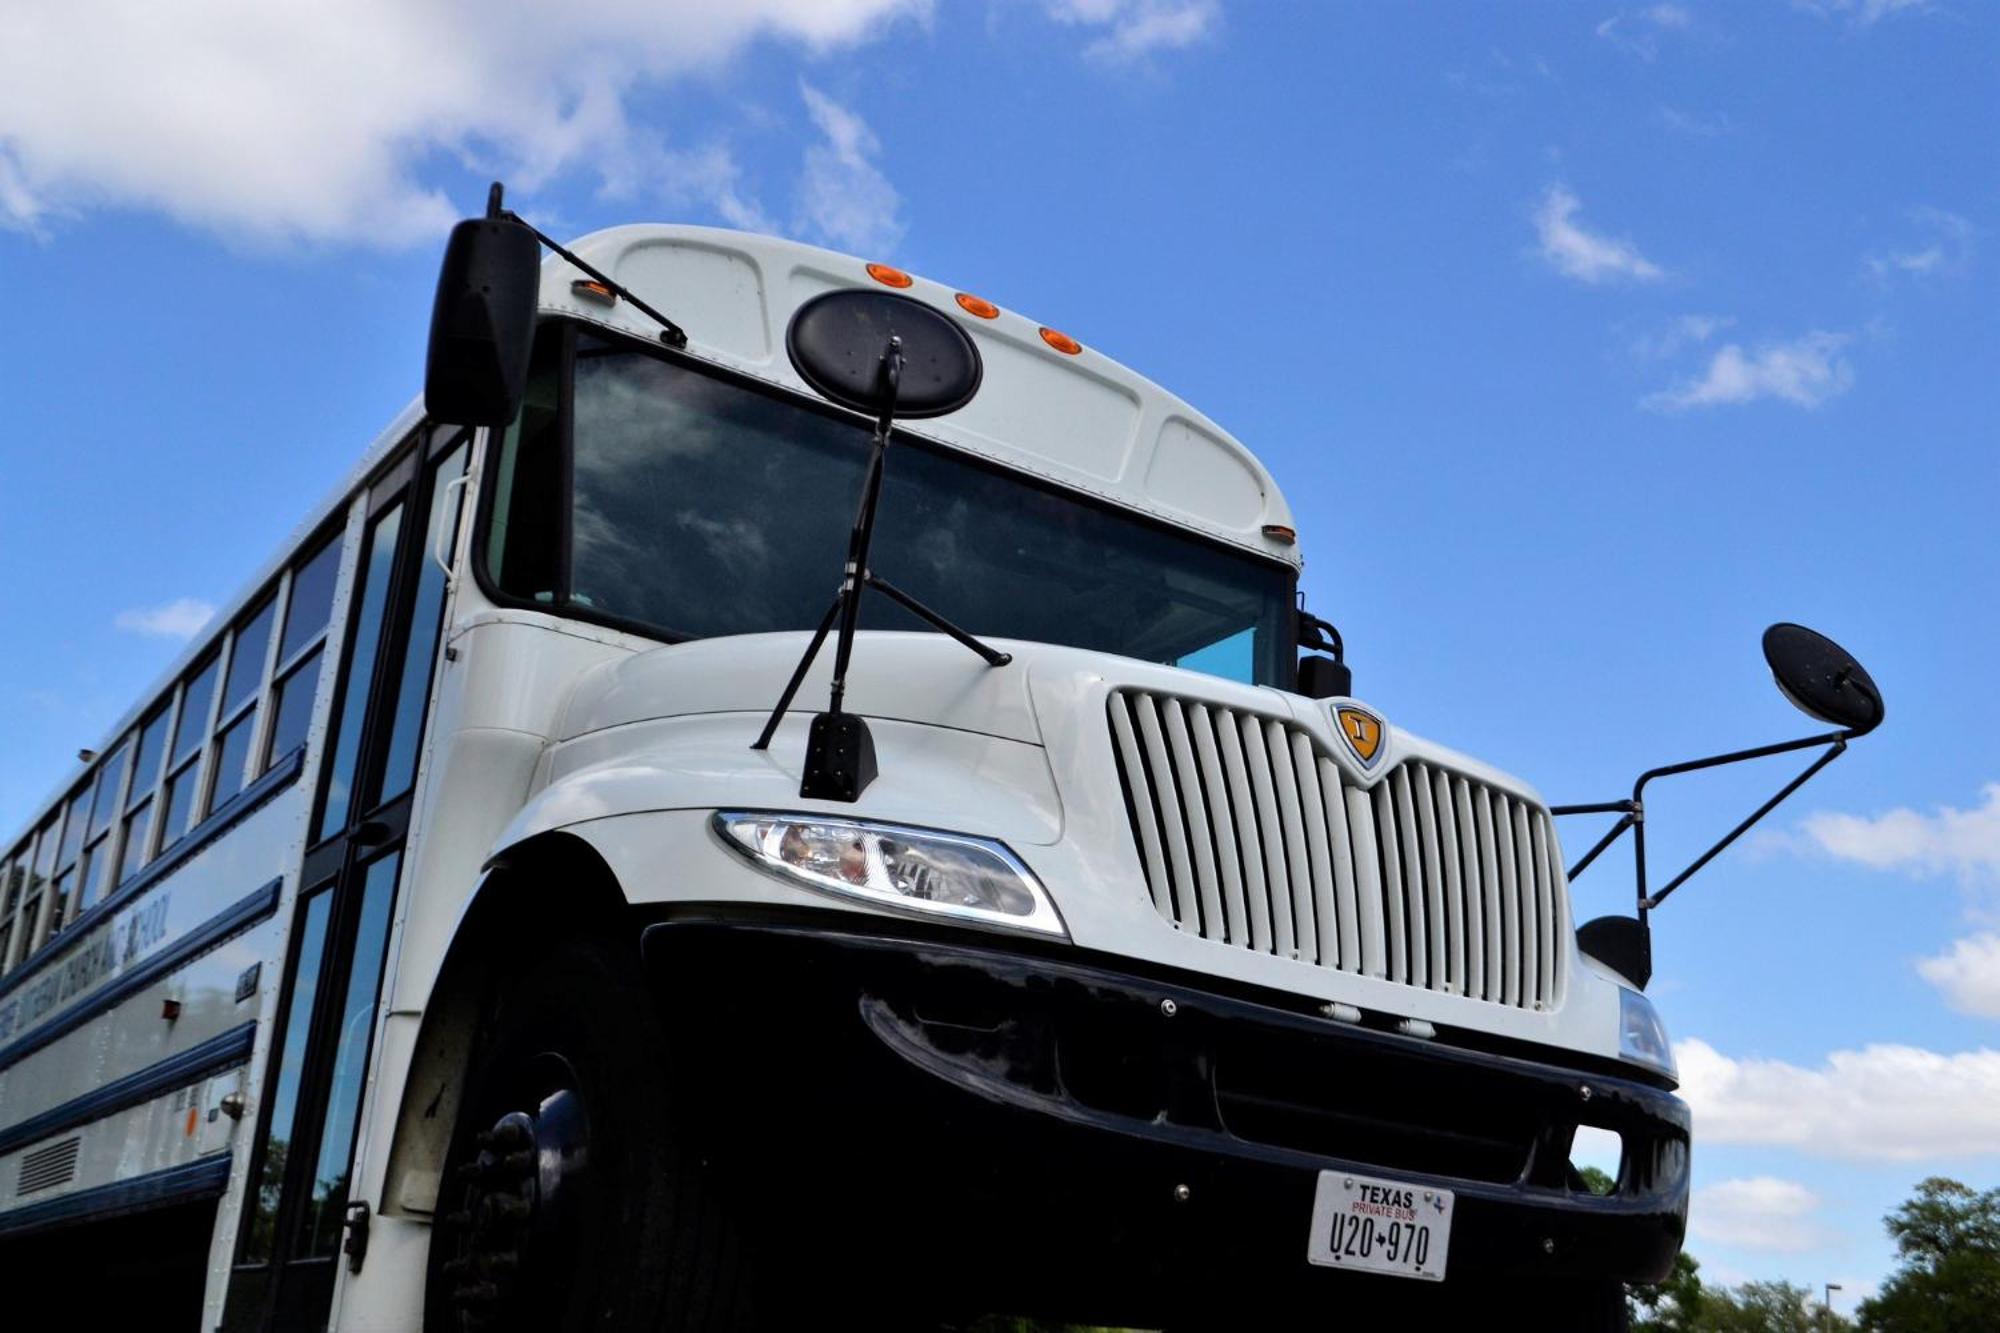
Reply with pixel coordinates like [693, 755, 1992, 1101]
[484, 331, 1296, 687]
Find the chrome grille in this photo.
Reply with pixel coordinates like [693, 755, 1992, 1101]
[1107, 691, 1566, 1009]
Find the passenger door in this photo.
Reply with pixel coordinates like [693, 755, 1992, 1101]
[224, 427, 469, 1331]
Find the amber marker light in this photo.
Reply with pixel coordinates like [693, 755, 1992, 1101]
[1039, 326, 1082, 355]
[1261, 524, 1298, 546]
[571, 278, 617, 304]
[866, 262, 914, 288]
[955, 292, 1000, 319]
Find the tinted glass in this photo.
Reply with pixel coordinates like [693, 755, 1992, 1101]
[129, 708, 171, 808]
[173, 657, 220, 765]
[50, 868, 77, 933]
[79, 841, 111, 910]
[31, 818, 58, 878]
[224, 595, 277, 714]
[317, 502, 403, 841]
[160, 760, 200, 850]
[303, 850, 400, 1256]
[91, 741, 132, 837]
[57, 787, 90, 871]
[208, 711, 256, 814]
[552, 345, 1294, 686]
[377, 445, 467, 805]
[281, 534, 342, 663]
[240, 888, 332, 1264]
[266, 650, 322, 771]
[118, 800, 154, 884]
[485, 342, 561, 598]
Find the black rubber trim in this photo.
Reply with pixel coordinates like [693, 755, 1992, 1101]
[0, 747, 303, 1004]
[0, 1153, 232, 1238]
[0, 1021, 256, 1158]
[0, 879, 281, 1070]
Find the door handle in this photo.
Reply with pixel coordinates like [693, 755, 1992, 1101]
[432, 470, 474, 582]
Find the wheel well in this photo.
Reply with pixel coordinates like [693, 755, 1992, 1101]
[380, 831, 630, 1218]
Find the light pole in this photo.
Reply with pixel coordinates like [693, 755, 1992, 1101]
[1822, 1281, 1842, 1330]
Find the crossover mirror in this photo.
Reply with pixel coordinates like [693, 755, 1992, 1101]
[786, 288, 982, 419]
[424, 212, 541, 426]
[1763, 622, 1884, 736]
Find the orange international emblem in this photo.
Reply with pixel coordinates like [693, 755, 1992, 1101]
[1335, 706, 1384, 767]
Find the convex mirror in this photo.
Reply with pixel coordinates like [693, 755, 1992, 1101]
[787, 288, 982, 419]
[1763, 622, 1884, 735]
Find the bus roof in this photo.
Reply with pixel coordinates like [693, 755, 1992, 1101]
[541, 224, 1302, 569]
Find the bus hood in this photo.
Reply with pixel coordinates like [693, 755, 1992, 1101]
[556, 630, 1045, 746]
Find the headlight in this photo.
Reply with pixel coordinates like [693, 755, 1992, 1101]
[1618, 987, 1676, 1081]
[713, 811, 1067, 939]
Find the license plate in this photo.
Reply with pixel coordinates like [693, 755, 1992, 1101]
[1305, 1170, 1453, 1282]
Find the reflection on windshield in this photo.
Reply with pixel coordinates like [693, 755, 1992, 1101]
[528, 339, 1293, 686]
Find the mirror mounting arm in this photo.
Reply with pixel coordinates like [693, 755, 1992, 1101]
[1553, 726, 1856, 919]
[489, 184, 689, 350]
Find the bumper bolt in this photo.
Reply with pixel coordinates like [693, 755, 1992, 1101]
[1173, 1183, 1191, 1202]
[1542, 1237, 1556, 1255]
[1159, 998, 1178, 1018]
[1579, 1085, 1594, 1103]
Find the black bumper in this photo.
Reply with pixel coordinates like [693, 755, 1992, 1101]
[642, 914, 1688, 1321]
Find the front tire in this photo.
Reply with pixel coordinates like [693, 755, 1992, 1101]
[425, 935, 754, 1331]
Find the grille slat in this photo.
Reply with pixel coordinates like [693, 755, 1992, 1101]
[1109, 697, 1174, 920]
[1110, 691, 1565, 1010]
[1319, 758, 1363, 971]
[1188, 705, 1250, 946]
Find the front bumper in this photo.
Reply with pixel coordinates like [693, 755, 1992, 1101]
[642, 913, 1688, 1322]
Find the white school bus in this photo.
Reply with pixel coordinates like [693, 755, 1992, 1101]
[0, 205, 1733, 1330]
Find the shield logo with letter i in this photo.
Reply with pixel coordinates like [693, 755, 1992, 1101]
[1335, 705, 1385, 768]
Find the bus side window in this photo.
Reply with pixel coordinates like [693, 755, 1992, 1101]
[158, 655, 221, 859]
[265, 530, 342, 773]
[209, 593, 278, 815]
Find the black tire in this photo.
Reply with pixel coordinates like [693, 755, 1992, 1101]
[425, 934, 755, 1331]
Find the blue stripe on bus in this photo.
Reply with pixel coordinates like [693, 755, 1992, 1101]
[0, 879, 282, 1071]
[0, 745, 303, 1006]
[0, 1152, 233, 1238]
[0, 1021, 257, 1158]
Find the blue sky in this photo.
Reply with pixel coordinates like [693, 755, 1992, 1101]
[1, 0, 1993, 1311]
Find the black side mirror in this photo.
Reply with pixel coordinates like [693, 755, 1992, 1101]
[425, 214, 541, 426]
[1298, 655, 1352, 700]
[1577, 915, 1651, 990]
[1763, 622, 1884, 736]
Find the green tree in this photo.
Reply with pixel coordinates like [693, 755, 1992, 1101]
[1698, 1280, 1850, 1333]
[1631, 1249, 1705, 1332]
[1857, 1177, 2000, 1333]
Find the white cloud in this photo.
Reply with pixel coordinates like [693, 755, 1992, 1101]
[1643, 330, 1853, 411]
[1534, 185, 1666, 284]
[1798, 784, 2000, 884]
[794, 84, 903, 256]
[1658, 105, 1733, 137]
[1794, 0, 1929, 26]
[1046, 0, 1220, 63]
[114, 598, 216, 640]
[1677, 1037, 2000, 1160]
[1866, 207, 1977, 282]
[1596, 5, 1694, 60]
[1690, 1177, 1826, 1252]
[0, 1, 927, 245]
[1632, 313, 1734, 361]
[1918, 934, 2000, 1019]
